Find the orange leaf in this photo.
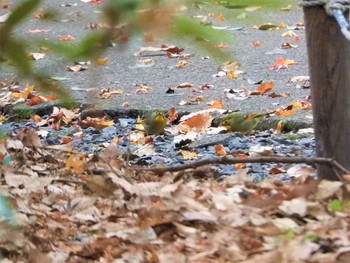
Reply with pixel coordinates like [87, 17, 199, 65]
[214, 144, 227, 156]
[31, 114, 42, 122]
[274, 106, 296, 116]
[176, 60, 188, 68]
[61, 136, 72, 144]
[58, 35, 75, 41]
[181, 113, 213, 131]
[216, 14, 225, 22]
[251, 41, 263, 47]
[256, 81, 275, 94]
[275, 57, 286, 65]
[209, 99, 223, 109]
[46, 94, 59, 101]
[177, 83, 193, 88]
[26, 95, 43, 106]
[167, 107, 179, 123]
[293, 36, 300, 42]
[235, 163, 246, 169]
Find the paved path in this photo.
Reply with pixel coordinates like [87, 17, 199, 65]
[0, 0, 312, 124]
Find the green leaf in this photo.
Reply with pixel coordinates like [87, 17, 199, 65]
[304, 233, 320, 242]
[329, 199, 342, 212]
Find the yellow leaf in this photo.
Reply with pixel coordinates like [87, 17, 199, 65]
[275, 120, 286, 133]
[65, 154, 85, 174]
[99, 118, 114, 127]
[12, 82, 35, 99]
[180, 150, 198, 160]
[227, 70, 237, 79]
[96, 57, 108, 65]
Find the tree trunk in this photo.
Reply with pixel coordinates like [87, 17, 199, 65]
[304, 7, 350, 180]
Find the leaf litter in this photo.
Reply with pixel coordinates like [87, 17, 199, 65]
[1, 130, 350, 262]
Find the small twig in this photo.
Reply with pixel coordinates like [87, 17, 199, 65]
[27, 145, 80, 155]
[52, 178, 85, 185]
[136, 156, 349, 181]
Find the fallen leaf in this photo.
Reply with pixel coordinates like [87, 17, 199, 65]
[11, 82, 35, 99]
[177, 83, 193, 88]
[215, 13, 225, 21]
[251, 41, 263, 47]
[99, 88, 123, 99]
[227, 70, 237, 78]
[67, 65, 87, 72]
[58, 35, 75, 41]
[287, 164, 317, 178]
[208, 99, 223, 109]
[167, 107, 179, 123]
[214, 144, 227, 156]
[176, 60, 188, 68]
[65, 154, 86, 174]
[181, 112, 213, 131]
[26, 95, 43, 106]
[289, 76, 310, 83]
[255, 81, 275, 94]
[95, 57, 108, 65]
[281, 42, 297, 49]
[180, 150, 199, 159]
[268, 167, 285, 174]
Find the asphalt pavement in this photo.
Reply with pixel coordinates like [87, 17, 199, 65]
[0, 0, 312, 126]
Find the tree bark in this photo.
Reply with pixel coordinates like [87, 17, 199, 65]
[304, 7, 350, 180]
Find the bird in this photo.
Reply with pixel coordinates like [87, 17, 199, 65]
[141, 109, 167, 135]
[220, 112, 264, 134]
